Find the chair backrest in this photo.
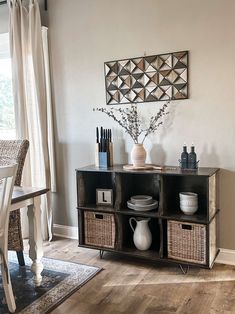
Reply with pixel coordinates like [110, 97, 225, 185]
[0, 140, 29, 186]
[0, 165, 17, 254]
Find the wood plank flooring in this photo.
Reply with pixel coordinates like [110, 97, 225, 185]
[26, 238, 235, 314]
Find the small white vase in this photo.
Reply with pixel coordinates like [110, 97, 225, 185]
[131, 143, 146, 167]
[129, 217, 152, 250]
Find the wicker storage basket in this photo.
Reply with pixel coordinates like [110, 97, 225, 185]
[84, 211, 116, 249]
[167, 220, 206, 265]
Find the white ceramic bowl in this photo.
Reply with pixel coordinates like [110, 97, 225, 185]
[179, 192, 198, 200]
[179, 192, 198, 215]
[180, 205, 198, 215]
[130, 195, 153, 205]
[180, 199, 198, 206]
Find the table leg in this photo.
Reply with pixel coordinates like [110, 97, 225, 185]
[27, 196, 44, 286]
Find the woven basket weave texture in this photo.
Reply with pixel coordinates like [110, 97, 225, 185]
[167, 220, 206, 265]
[0, 140, 29, 251]
[84, 211, 116, 249]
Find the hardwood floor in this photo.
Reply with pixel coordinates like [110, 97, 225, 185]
[27, 237, 235, 314]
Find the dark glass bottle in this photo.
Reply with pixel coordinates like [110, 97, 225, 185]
[188, 145, 197, 169]
[181, 145, 188, 169]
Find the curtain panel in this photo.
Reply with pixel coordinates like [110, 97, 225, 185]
[8, 0, 56, 240]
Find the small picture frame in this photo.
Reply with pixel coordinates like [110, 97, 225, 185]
[96, 189, 113, 206]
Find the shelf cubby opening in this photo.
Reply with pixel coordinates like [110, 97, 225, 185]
[118, 173, 160, 210]
[77, 171, 115, 207]
[119, 214, 161, 255]
[161, 175, 208, 217]
[78, 209, 116, 250]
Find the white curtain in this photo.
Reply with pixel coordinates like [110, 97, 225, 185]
[8, 0, 56, 240]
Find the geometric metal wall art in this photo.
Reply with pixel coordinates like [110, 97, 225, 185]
[104, 51, 188, 105]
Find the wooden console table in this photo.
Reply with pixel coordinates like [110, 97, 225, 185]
[76, 165, 220, 270]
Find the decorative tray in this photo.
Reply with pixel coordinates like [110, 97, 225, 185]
[123, 164, 163, 170]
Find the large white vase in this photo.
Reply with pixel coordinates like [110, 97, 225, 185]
[131, 143, 146, 167]
[129, 217, 152, 250]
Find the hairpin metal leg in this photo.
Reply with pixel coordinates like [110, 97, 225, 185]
[179, 264, 189, 274]
[99, 250, 104, 259]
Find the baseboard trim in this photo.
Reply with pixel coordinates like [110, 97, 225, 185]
[216, 249, 235, 266]
[52, 225, 235, 266]
[53, 224, 78, 240]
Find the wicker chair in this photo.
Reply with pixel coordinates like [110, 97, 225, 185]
[0, 140, 29, 266]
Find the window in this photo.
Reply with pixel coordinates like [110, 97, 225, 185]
[0, 33, 16, 139]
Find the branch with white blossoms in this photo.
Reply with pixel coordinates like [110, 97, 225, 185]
[93, 101, 170, 144]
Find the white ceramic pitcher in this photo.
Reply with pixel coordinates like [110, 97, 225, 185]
[129, 217, 152, 250]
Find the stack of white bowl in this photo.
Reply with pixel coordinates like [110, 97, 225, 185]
[179, 192, 198, 215]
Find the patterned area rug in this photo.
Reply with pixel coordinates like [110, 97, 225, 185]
[0, 252, 101, 314]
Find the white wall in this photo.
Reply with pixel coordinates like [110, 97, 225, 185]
[1, 0, 235, 250]
[47, 0, 235, 250]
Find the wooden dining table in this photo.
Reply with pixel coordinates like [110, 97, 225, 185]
[10, 186, 49, 286]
